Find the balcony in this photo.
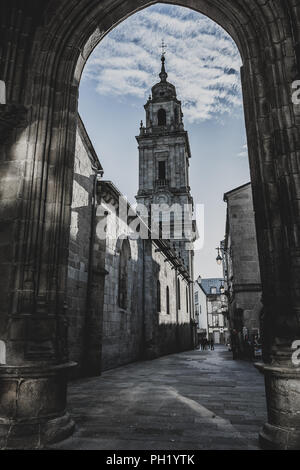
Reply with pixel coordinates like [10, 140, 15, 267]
[155, 179, 169, 188]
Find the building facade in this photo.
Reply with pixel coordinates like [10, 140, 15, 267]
[194, 278, 229, 345]
[194, 278, 208, 344]
[223, 183, 262, 359]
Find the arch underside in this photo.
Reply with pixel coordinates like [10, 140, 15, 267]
[27, 0, 299, 298]
[29, 0, 296, 91]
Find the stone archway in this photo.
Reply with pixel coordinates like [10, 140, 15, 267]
[1, 0, 300, 450]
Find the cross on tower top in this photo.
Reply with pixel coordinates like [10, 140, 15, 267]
[159, 40, 168, 82]
[161, 39, 167, 57]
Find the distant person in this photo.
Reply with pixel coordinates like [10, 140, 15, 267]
[210, 338, 215, 351]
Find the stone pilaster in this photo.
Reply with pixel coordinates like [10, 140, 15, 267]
[0, 6, 78, 447]
[241, 47, 300, 448]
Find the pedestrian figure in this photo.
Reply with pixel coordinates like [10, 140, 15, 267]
[210, 338, 214, 351]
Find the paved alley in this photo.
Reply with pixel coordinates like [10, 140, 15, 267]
[52, 346, 267, 450]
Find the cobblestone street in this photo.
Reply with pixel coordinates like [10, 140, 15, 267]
[52, 346, 267, 450]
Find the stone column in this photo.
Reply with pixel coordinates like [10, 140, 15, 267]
[0, 0, 81, 445]
[241, 55, 300, 449]
[0, 100, 77, 448]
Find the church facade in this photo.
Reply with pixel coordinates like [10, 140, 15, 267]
[66, 56, 197, 376]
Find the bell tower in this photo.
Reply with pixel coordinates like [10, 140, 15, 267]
[135, 52, 195, 275]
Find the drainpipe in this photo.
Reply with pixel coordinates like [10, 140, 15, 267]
[142, 238, 146, 358]
[87, 165, 104, 292]
[175, 268, 179, 349]
[83, 165, 104, 375]
[189, 279, 194, 349]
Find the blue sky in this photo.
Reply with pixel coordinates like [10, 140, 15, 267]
[79, 3, 250, 279]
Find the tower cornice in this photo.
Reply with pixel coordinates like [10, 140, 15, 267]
[136, 130, 191, 158]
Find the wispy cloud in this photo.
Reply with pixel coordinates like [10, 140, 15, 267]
[82, 4, 242, 123]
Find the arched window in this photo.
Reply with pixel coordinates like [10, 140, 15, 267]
[118, 239, 131, 309]
[157, 108, 166, 126]
[0, 340, 6, 365]
[157, 280, 161, 313]
[177, 278, 181, 310]
[166, 286, 170, 315]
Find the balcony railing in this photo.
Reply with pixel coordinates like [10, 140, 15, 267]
[155, 179, 169, 188]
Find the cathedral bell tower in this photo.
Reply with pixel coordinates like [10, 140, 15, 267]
[135, 52, 195, 275]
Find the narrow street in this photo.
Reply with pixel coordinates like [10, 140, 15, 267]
[51, 346, 267, 450]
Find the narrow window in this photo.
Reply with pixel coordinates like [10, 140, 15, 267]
[170, 212, 176, 239]
[158, 161, 166, 180]
[159, 220, 163, 239]
[158, 108, 166, 126]
[166, 286, 170, 315]
[157, 280, 161, 313]
[118, 239, 131, 309]
[177, 278, 181, 310]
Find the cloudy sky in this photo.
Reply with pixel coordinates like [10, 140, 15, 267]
[79, 3, 250, 278]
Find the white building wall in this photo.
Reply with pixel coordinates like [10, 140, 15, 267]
[194, 282, 208, 336]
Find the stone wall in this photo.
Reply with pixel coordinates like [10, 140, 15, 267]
[224, 183, 262, 344]
[97, 182, 193, 370]
[66, 118, 102, 376]
[101, 238, 144, 370]
[97, 189, 144, 370]
[146, 241, 192, 358]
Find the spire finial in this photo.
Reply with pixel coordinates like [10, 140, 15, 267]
[161, 39, 167, 58]
[159, 39, 168, 82]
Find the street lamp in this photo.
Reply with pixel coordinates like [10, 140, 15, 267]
[216, 247, 223, 265]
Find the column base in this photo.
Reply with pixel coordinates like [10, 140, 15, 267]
[0, 412, 75, 449]
[259, 423, 300, 450]
[256, 362, 300, 450]
[0, 362, 76, 449]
